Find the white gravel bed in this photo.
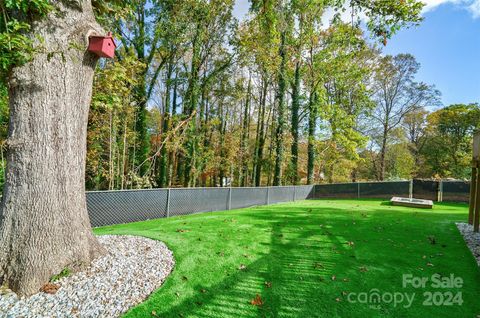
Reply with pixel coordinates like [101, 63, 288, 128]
[0, 235, 175, 318]
[456, 222, 480, 266]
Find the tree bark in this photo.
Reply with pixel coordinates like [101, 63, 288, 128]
[253, 76, 267, 187]
[273, 31, 287, 186]
[289, 62, 301, 185]
[379, 124, 388, 181]
[307, 91, 317, 185]
[0, 1, 105, 296]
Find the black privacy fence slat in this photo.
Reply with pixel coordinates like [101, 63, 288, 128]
[86, 181, 470, 227]
[412, 180, 439, 201]
[358, 181, 410, 199]
[442, 181, 470, 203]
[312, 183, 358, 199]
[311, 181, 410, 199]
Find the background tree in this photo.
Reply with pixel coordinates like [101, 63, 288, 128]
[420, 104, 480, 179]
[369, 53, 440, 180]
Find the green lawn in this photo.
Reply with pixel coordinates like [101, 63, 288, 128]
[95, 199, 480, 318]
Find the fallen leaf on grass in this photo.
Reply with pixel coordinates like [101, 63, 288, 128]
[359, 266, 368, 272]
[200, 289, 207, 293]
[264, 281, 272, 288]
[250, 294, 264, 306]
[314, 262, 324, 270]
[331, 275, 336, 281]
[181, 276, 188, 281]
[335, 298, 342, 302]
[238, 264, 247, 270]
[176, 229, 190, 233]
[347, 241, 355, 247]
[151, 310, 158, 317]
[427, 263, 434, 267]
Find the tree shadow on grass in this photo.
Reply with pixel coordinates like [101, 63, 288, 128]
[121, 203, 480, 318]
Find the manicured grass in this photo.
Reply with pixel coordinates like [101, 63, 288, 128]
[95, 199, 480, 318]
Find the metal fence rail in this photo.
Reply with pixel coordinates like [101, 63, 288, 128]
[86, 180, 470, 228]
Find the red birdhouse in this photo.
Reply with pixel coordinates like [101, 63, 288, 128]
[88, 32, 116, 58]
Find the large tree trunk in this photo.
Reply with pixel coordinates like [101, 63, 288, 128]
[0, 1, 106, 296]
[379, 124, 388, 181]
[253, 76, 268, 187]
[289, 62, 301, 185]
[273, 31, 287, 186]
[307, 91, 317, 185]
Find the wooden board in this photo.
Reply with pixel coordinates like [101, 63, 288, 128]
[390, 197, 433, 209]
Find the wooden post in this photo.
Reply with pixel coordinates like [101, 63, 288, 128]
[409, 180, 413, 199]
[474, 172, 480, 232]
[472, 132, 480, 231]
[468, 165, 477, 225]
[437, 180, 443, 202]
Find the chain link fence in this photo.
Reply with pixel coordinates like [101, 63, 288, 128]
[87, 185, 314, 227]
[86, 180, 470, 227]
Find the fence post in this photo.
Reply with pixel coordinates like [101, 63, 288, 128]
[266, 187, 270, 205]
[409, 180, 413, 199]
[166, 188, 171, 218]
[228, 187, 232, 210]
[438, 180, 443, 202]
[357, 182, 360, 199]
[293, 186, 297, 202]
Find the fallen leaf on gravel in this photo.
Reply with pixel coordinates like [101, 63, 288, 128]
[250, 294, 264, 306]
[40, 283, 59, 294]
